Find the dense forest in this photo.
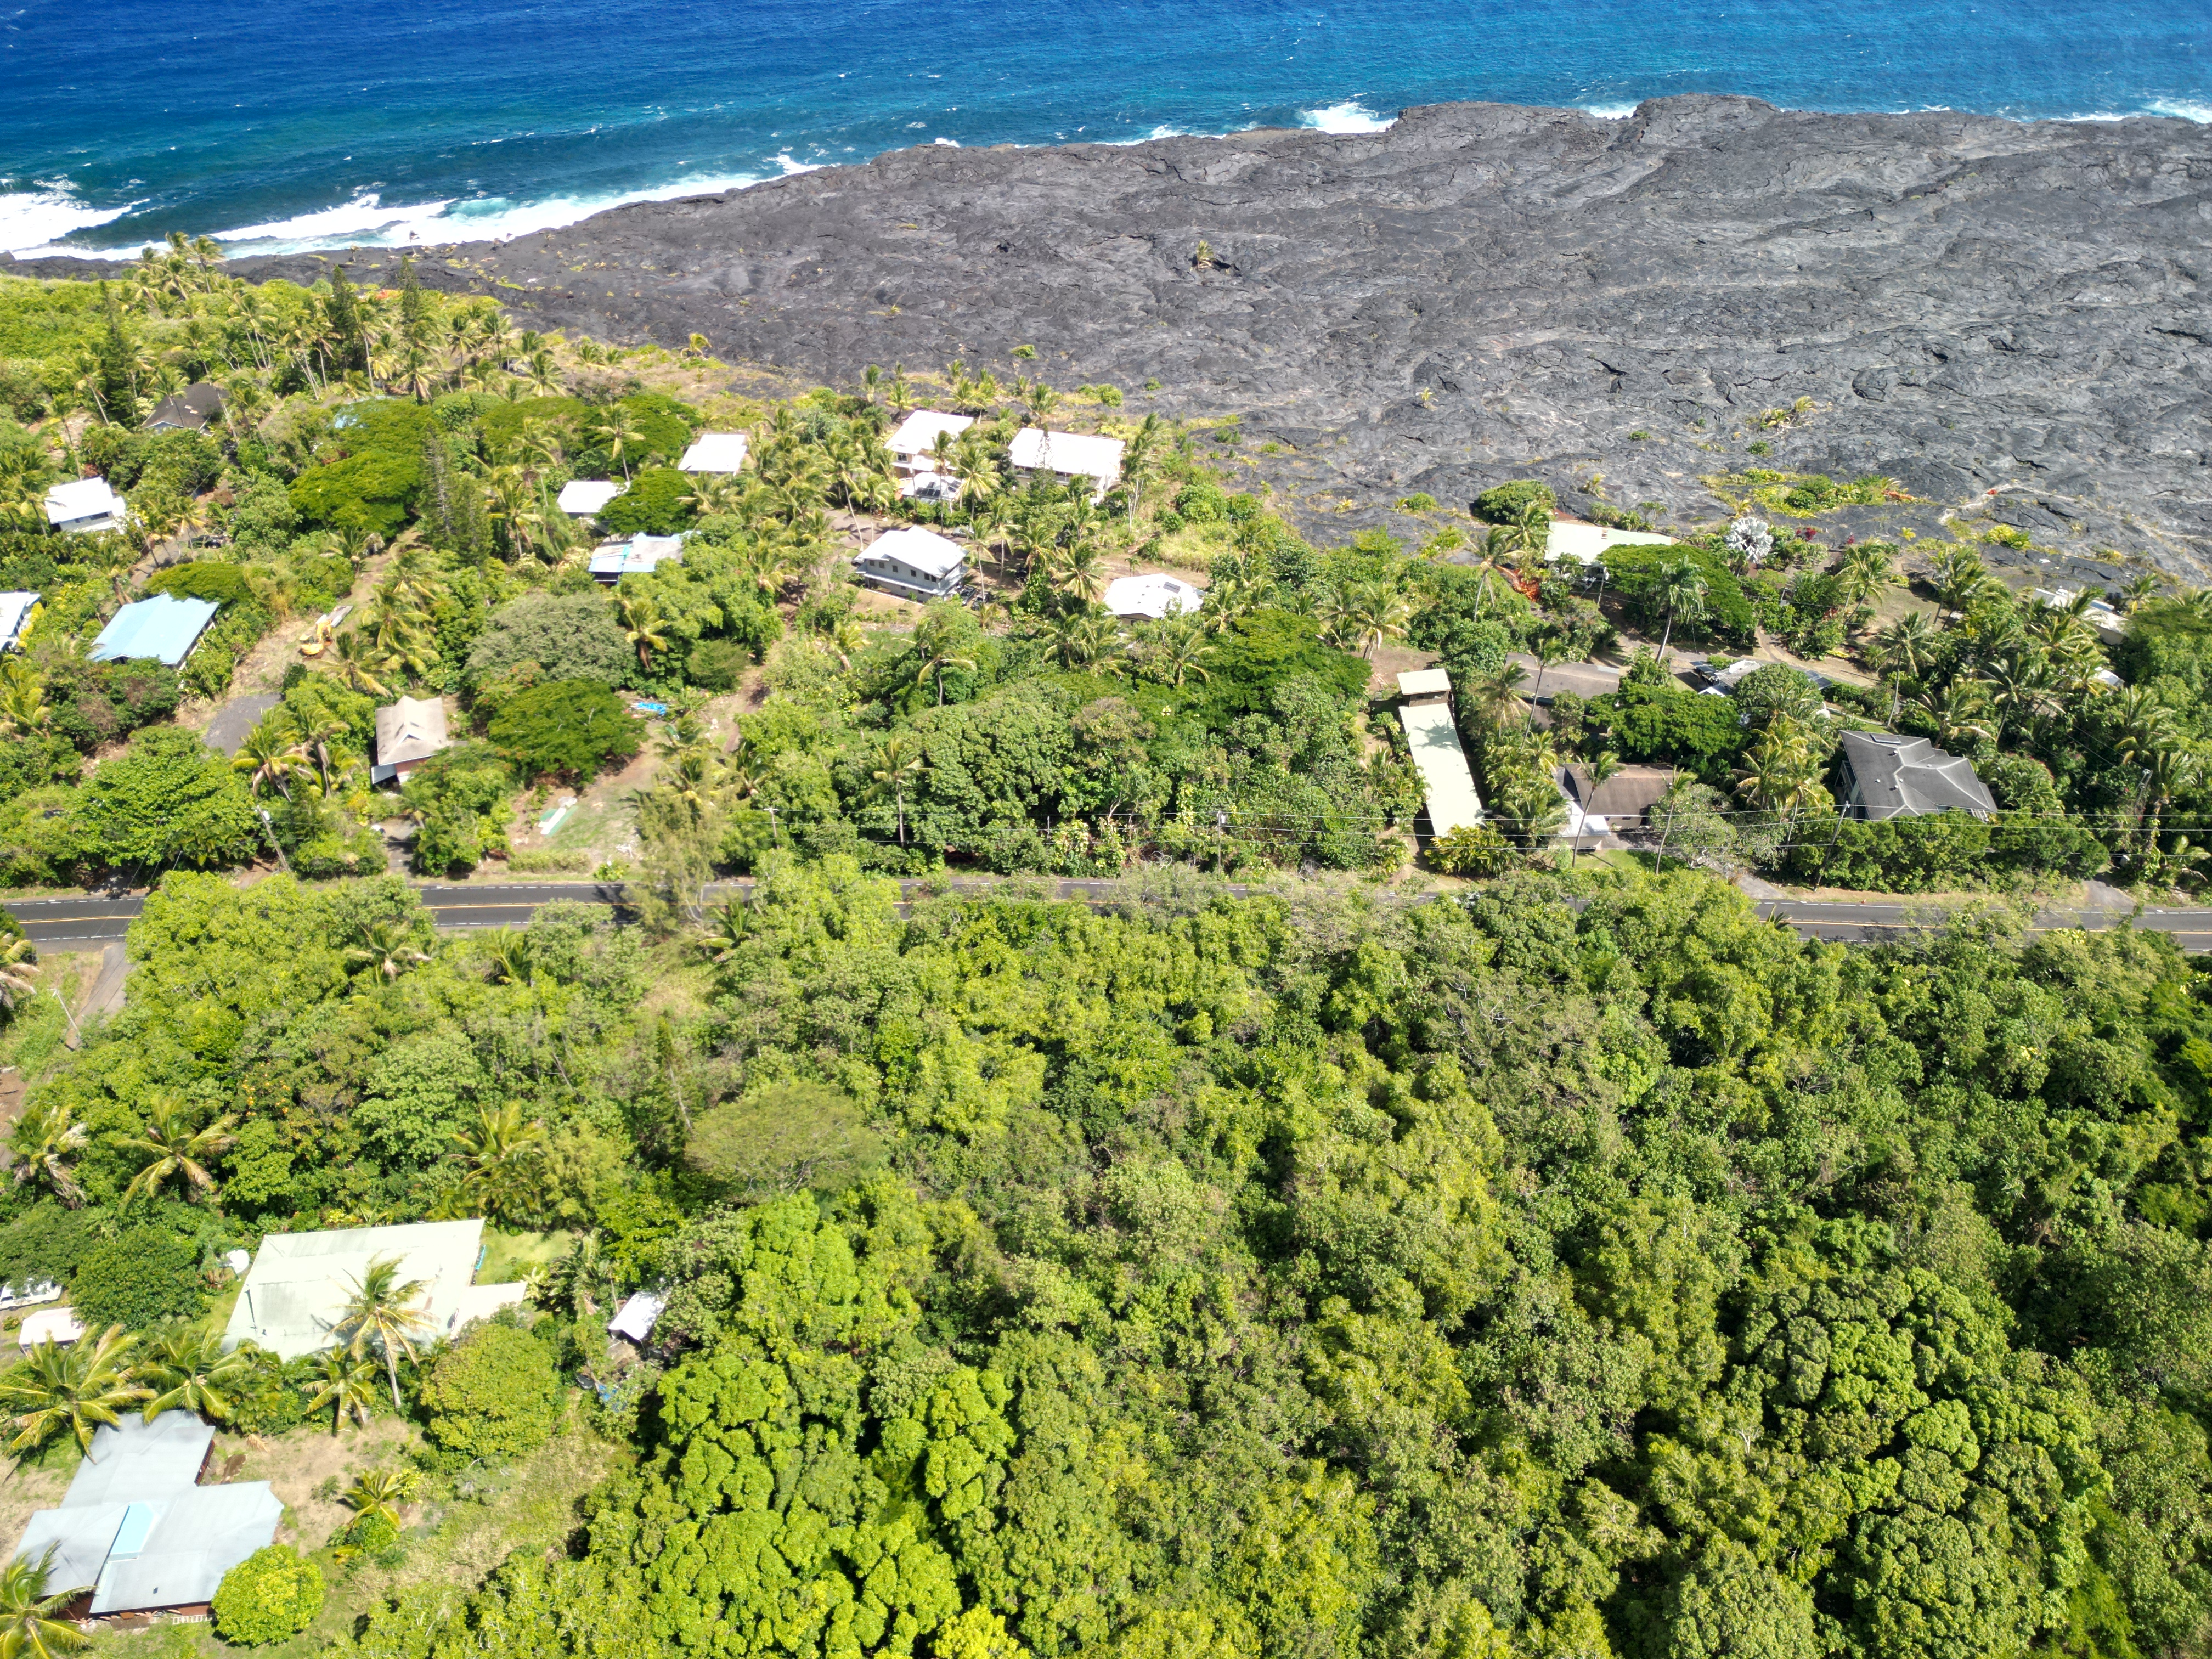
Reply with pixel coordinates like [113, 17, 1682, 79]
[7, 861, 2212, 1658]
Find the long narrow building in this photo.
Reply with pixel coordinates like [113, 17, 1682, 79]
[1395, 669, 1484, 835]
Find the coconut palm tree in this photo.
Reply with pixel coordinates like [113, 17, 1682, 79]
[1464, 662, 1532, 729]
[0, 1547, 93, 1657]
[870, 734, 927, 845]
[232, 716, 307, 800]
[910, 611, 978, 707]
[0, 935, 37, 1012]
[10, 1098, 85, 1207]
[479, 928, 532, 987]
[0, 662, 46, 740]
[344, 1468, 422, 1530]
[1978, 646, 2057, 741]
[452, 1102, 548, 1219]
[1322, 582, 1413, 660]
[693, 902, 752, 964]
[331, 1254, 435, 1412]
[301, 1347, 381, 1435]
[1732, 719, 1829, 823]
[1655, 558, 1709, 659]
[0, 1325, 148, 1454]
[344, 917, 431, 981]
[1836, 542, 1900, 619]
[1148, 616, 1213, 687]
[596, 408, 650, 480]
[1872, 611, 1940, 712]
[1047, 543, 1109, 607]
[618, 591, 671, 670]
[1048, 608, 1119, 670]
[140, 1323, 253, 1424]
[120, 1098, 235, 1206]
[1908, 681, 1995, 753]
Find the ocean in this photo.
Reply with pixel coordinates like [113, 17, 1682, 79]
[2, 0, 2205, 261]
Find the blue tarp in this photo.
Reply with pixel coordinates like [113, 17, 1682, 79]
[89, 594, 219, 666]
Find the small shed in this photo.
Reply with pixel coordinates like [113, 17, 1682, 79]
[371, 696, 450, 785]
[557, 479, 623, 516]
[887, 410, 975, 475]
[145, 383, 225, 434]
[608, 1291, 666, 1345]
[1105, 573, 1204, 621]
[90, 594, 218, 667]
[18, 1308, 83, 1348]
[1009, 428, 1125, 502]
[678, 432, 749, 474]
[0, 591, 38, 652]
[854, 527, 966, 601]
[44, 477, 128, 535]
[589, 533, 686, 584]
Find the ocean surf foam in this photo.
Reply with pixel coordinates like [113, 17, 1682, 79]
[1, 185, 142, 258]
[1301, 101, 1395, 133]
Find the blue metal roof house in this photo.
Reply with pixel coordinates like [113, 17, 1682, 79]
[89, 594, 220, 667]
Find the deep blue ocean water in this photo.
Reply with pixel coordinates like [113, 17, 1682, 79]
[2, 0, 2205, 259]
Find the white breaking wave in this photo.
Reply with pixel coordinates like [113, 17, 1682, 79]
[1581, 102, 1640, 119]
[1301, 101, 1396, 134]
[0, 184, 142, 257]
[2147, 98, 2212, 123]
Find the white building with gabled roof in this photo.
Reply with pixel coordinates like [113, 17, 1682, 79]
[678, 432, 749, 474]
[1010, 428, 1125, 502]
[887, 410, 975, 476]
[1106, 573, 1204, 621]
[557, 479, 623, 516]
[854, 526, 966, 602]
[44, 477, 128, 534]
[1396, 668, 1485, 837]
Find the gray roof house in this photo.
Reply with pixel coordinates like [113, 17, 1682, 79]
[13, 1414, 282, 1619]
[145, 383, 225, 434]
[1838, 731, 1996, 822]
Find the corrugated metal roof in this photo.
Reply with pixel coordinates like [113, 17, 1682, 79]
[678, 432, 749, 473]
[89, 594, 218, 666]
[1397, 701, 1485, 834]
[557, 479, 623, 515]
[64, 1416, 211, 1510]
[1009, 428, 1125, 481]
[887, 410, 974, 458]
[860, 527, 966, 580]
[373, 696, 450, 770]
[44, 477, 126, 528]
[223, 1219, 484, 1359]
[91, 1483, 284, 1614]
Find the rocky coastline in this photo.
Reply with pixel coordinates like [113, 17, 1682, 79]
[18, 94, 2212, 573]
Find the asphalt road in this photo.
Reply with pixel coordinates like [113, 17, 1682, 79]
[9, 881, 2212, 953]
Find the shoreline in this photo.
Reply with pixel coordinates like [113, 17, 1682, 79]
[5, 93, 2210, 266]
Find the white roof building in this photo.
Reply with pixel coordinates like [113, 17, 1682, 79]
[589, 532, 687, 583]
[44, 477, 128, 534]
[0, 591, 38, 652]
[1106, 573, 1205, 620]
[221, 1218, 520, 1359]
[1543, 520, 1675, 567]
[678, 432, 749, 473]
[887, 410, 975, 473]
[1009, 428, 1126, 501]
[1395, 668, 1485, 836]
[370, 695, 451, 785]
[608, 1290, 666, 1344]
[17, 1308, 83, 1348]
[557, 479, 623, 516]
[854, 526, 967, 601]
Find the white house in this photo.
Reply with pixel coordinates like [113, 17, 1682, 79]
[370, 696, 452, 785]
[589, 532, 687, 584]
[221, 1218, 527, 1359]
[854, 526, 966, 602]
[678, 432, 749, 474]
[887, 410, 975, 476]
[44, 477, 128, 535]
[1542, 519, 1675, 567]
[1009, 428, 1125, 502]
[1106, 573, 1204, 621]
[557, 479, 623, 516]
[1396, 669, 1485, 837]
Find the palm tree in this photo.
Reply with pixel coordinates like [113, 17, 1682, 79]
[452, 1102, 548, 1218]
[596, 408, 649, 479]
[1528, 631, 1572, 702]
[0, 1547, 93, 1657]
[1655, 559, 1709, 659]
[120, 1098, 235, 1206]
[1048, 608, 1119, 670]
[10, 1099, 86, 1207]
[232, 716, 306, 800]
[331, 1254, 435, 1412]
[0, 935, 37, 1012]
[692, 902, 752, 964]
[1465, 662, 1532, 729]
[1322, 582, 1413, 660]
[1872, 611, 1940, 714]
[479, 928, 532, 986]
[1732, 719, 1828, 823]
[1908, 681, 1994, 753]
[0, 661, 46, 740]
[1150, 616, 1214, 687]
[345, 918, 431, 980]
[1836, 543, 1900, 620]
[2142, 742, 2200, 850]
[910, 613, 978, 707]
[1467, 528, 1519, 612]
[1047, 544, 1109, 607]
[870, 734, 926, 845]
[344, 1467, 422, 1530]
[301, 1347, 381, 1435]
[333, 629, 394, 699]
[0, 1325, 148, 1453]
[2113, 685, 2182, 769]
[2121, 572, 2169, 614]
[140, 1323, 253, 1424]
[618, 591, 671, 670]
[1978, 646, 2057, 740]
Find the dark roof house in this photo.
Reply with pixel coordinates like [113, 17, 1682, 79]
[1561, 764, 1678, 821]
[1838, 731, 1996, 822]
[145, 383, 225, 434]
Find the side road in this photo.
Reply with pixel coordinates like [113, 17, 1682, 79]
[8, 877, 2212, 952]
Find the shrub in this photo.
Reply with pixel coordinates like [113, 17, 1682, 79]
[335, 1509, 400, 1554]
[43, 658, 182, 753]
[1589, 681, 1747, 775]
[1173, 480, 1230, 522]
[465, 594, 633, 691]
[212, 1544, 324, 1645]
[420, 1321, 559, 1465]
[1599, 546, 1757, 651]
[1429, 822, 1513, 876]
[70, 1227, 205, 1332]
[399, 743, 514, 875]
[488, 680, 641, 783]
[290, 401, 432, 537]
[506, 849, 590, 874]
[685, 637, 749, 691]
[1474, 480, 1556, 523]
[145, 560, 252, 606]
[1188, 609, 1372, 729]
[1782, 809, 2111, 891]
[227, 1348, 308, 1437]
[75, 726, 262, 873]
[1396, 492, 1439, 512]
[596, 467, 693, 536]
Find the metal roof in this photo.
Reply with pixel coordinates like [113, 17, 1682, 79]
[1543, 520, 1677, 566]
[44, 477, 126, 528]
[887, 410, 974, 459]
[1397, 700, 1485, 834]
[588, 534, 686, 580]
[1009, 427, 1125, 481]
[608, 1291, 665, 1342]
[860, 527, 966, 580]
[1840, 731, 1996, 822]
[678, 432, 749, 473]
[1105, 574, 1204, 620]
[89, 594, 218, 666]
[556, 479, 623, 515]
[63, 1415, 212, 1510]
[373, 696, 450, 772]
[1397, 668, 1452, 698]
[222, 1219, 485, 1359]
[0, 591, 38, 650]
